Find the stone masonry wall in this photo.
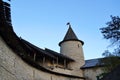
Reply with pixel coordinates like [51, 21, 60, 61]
[83, 67, 103, 80]
[60, 41, 85, 77]
[0, 37, 83, 80]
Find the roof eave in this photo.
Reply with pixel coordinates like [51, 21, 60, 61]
[59, 39, 84, 46]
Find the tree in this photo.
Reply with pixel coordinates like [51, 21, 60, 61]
[100, 15, 120, 73]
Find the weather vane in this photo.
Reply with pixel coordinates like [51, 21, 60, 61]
[66, 22, 71, 27]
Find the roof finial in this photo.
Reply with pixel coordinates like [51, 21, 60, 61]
[66, 22, 71, 27]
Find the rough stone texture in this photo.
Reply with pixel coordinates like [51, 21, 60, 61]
[60, 41, 85, 76]
[0, 35, 104, 80]
[83, 67, 103, 80]
[0, 37, 83, 80]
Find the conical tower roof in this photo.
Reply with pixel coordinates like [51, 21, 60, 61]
[63, 25, 78, 41]
[59, 23, 84, 46]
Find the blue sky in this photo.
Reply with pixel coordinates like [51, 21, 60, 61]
[9, 0, 120, 59]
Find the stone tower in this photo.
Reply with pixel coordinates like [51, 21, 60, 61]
[59, 23, 85, 76]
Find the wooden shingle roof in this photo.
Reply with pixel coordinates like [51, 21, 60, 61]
[59, 24, 84, 46]
[63, 26, 78, 41]
[21, 39, 75, 62]
[45, 48, 75, 61]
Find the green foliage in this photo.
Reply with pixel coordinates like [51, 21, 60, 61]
[96, 73, 107, 80]
[100, 16, 120, 73]
[100, 53, 120, 73]
[100, 16, 120, 46]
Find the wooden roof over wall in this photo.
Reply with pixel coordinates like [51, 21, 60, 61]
[0, 0, 84, 79]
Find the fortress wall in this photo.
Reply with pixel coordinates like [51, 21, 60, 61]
[0, 37, 82, 80]
[83, 67, 103, 80]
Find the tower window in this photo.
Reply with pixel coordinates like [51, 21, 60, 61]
[78, 44, 80, 48]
